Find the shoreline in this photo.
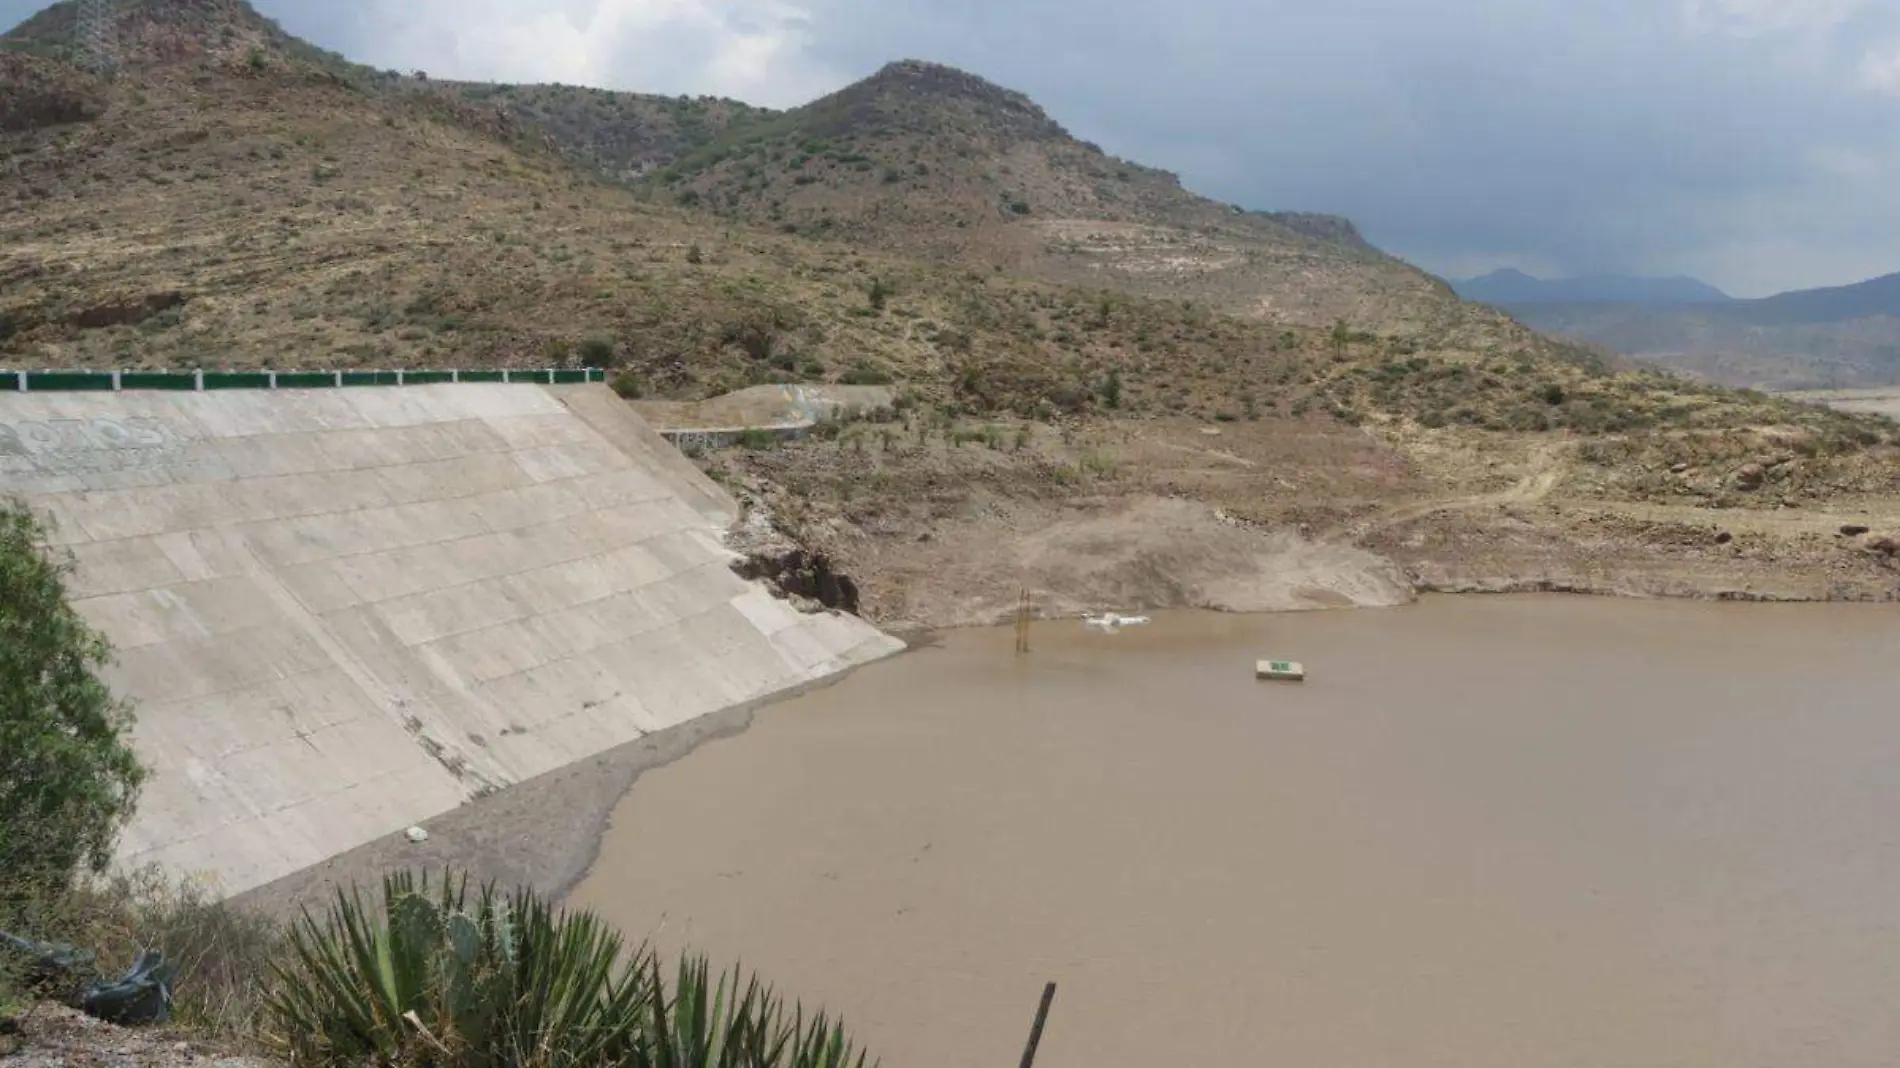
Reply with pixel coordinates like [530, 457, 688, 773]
[231, 632, 922, 919]
[232, 566, 1891, 919]
[1407, 574, 1899, 603]
[1418, 580, 1898, 603]
[871, 561, 1899, 634]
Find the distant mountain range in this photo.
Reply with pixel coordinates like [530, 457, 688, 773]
[1453, 269, 1731, 306]
[1455, 269, 1900, 390]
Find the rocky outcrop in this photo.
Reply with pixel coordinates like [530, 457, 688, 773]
[1257, 211, 1374, 253]
[723, 493, 867, 615]
[732, 547, 863, 615]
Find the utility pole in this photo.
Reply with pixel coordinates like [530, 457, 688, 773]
[74, 0, 118, 77]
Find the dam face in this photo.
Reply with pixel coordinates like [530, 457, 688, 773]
[0, 382, 902, 896]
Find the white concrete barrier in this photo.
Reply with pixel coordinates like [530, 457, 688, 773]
[0, 383, 902, 896]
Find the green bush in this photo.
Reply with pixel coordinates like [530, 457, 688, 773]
[610, 370, 645, 399]
[0, 500, 147, 899]
[267, 870, 872, 1068]
[580, 337, 616, 364]
[838, 362, 892, 386]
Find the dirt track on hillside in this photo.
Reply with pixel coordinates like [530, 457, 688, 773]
[708, 412, 1900, 627]
[1319, 439, 1573, 543]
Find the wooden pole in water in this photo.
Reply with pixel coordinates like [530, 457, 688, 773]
[1017, 981, 1057, 1068]
[1014, 588, 1031, 654]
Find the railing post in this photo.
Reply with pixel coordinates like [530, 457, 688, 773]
[193, 369, 204, 391]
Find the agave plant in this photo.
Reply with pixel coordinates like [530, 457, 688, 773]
[265, 869, 654, 1068]
[264, 869, 876, 1068]
[635, 954, 872, 1068]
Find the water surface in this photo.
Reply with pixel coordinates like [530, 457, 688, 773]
[571, 596, 1900, 1067]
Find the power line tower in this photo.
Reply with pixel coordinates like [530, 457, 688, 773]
[74, 0, 118, 77]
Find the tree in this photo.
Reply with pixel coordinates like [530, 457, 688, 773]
[0, 500, 146, 895]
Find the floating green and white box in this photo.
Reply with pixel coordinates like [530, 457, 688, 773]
[1256, 659, 1306, 682]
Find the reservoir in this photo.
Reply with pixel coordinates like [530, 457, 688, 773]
[570, 595, 1900, 1067]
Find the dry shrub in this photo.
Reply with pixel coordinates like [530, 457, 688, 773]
[1, 865, 282, 1042]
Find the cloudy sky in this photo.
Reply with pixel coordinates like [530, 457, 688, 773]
[8, 0, 1899, 296]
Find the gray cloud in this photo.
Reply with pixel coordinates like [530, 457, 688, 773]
[6, 0, 1898, 295]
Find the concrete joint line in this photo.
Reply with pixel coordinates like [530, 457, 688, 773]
[225, 527, 501, 804]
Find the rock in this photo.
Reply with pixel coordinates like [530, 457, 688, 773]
[1840, 524, 1871, 537]
[1867, 536, 1898, 557]
[1670, 462, 1690, 474]
[732, 547, 863, 614]
[1732, 463, 1765, 490]
[1714, 530, 1733, 545]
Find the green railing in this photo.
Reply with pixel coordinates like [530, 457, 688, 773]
[0, 368, 606, 392]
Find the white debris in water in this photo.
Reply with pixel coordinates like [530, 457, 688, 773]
[1083, 612, 1152, 632]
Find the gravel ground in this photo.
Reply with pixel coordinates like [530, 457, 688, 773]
[0, 1004, 267, 1068]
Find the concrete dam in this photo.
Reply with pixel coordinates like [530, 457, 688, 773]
[0, 378, 903, 896]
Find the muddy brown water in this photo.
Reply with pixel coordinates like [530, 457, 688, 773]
[570, 595, 1900, 1067]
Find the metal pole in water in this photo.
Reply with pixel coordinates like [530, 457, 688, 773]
[1016, 981, 1057, 1068]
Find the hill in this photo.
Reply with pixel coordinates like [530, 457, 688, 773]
[4, 0, 1899, 627]
[629, 59, 1522, 338]
[0, 9, 1667, 428]
[1507, 271, 1900, 389]
[0, 0, 370, 76]
[1721, 271, 1900, 326]
[427, 78, 768, 183]
[1455, 268, 1731, 306]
